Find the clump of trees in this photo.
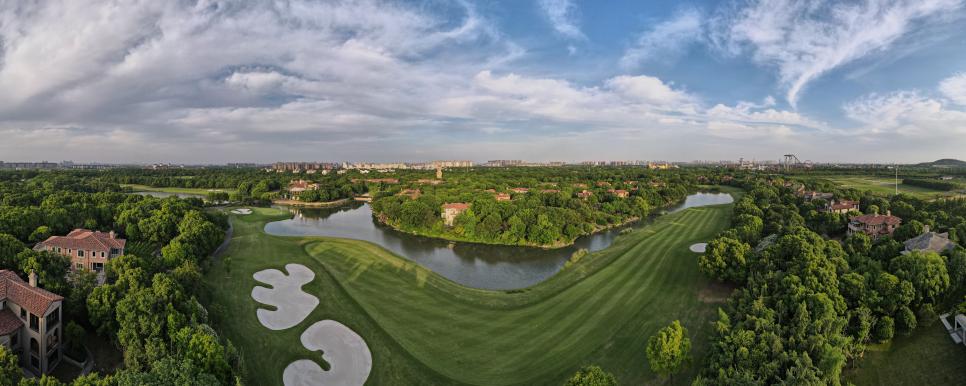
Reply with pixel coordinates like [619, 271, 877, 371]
[694, 178, 964, 385]
[372, 167, 703, 247]
[563, 365, 618, 386]
[0, 171, 237, 385]
[902, 178, 959, 191]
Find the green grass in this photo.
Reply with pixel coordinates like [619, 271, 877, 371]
[845, 324, 966, 385]
[205, 198, 736, 385]
[121, 184, 236, 196]
[821, 176, 956, 199]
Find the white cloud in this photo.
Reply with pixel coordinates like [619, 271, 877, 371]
[939, 73, 966, 105]
[711, 0, 964, 107]
[537, 0, 585, 40]
[604, 75, 696, 108]
[620, 8, 703, 70]
[843, 90, 966, 136]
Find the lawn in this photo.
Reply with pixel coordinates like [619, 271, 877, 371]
[204, 196, 735, 385]
[821, 175, 956, 199]
[845, 324, 966, 385]
[121, 184, 236, 196]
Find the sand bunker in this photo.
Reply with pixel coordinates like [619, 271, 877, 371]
[283, 320, 372, 386]
[689, 243, 707, 253]
[251, 264, 320, 330]
[231, 208, 253, 215]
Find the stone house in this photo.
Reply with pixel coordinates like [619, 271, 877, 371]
[0, 270, 63, 376]
[35, 229, 125, 273]
[441, 203, 470, 226]
[825, 200, 860, 214]
[847, 211, 901, 240]
[903, 225, 957, 254]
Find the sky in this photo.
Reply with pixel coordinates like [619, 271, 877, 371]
[1, 0, 966, 164]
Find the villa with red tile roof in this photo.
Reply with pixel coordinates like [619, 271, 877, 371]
[494, 193, 511, 202]
[825, 200, 860, 214]
[441, 203, 471, 226]
[510, 187, 529, 194]
[0, 270, 63, 375]
[577, 190, 593, 200]
[608, 189, 629, 198]
[848, 211, 901, 240]
[35, 229, 125, 273]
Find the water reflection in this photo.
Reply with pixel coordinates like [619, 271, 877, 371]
[264, 192, 733, 290]
[130, 191, 205, 199]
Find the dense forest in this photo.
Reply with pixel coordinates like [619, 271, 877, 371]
[369, 167, 719, 247]
[693, 176, 966, 385]
[0, 171, 236, 385]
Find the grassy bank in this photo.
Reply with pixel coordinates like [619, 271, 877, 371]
[845, 324, 966, 385]
[821, 176, 955, 199]
[205, 196, 735, 385]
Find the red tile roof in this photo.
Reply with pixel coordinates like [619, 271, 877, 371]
[0, 309, 22, 336]
[442, 203, 470, 211]
[828, 200, 859, 211]
[0, 270, 63, 316]
[850, 214, 901, 226]
[37, 228, 125, 253]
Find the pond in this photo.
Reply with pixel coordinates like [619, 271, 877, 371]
[264, 192, 734, 290]
[129, 191, 206, 199]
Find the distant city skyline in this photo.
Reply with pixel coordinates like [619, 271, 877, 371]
[1, 1, 965, 163]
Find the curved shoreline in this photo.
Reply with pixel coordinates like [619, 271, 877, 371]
[367, 188, 734, 249]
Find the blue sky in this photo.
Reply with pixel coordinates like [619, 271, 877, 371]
[1, 0, 965, 163]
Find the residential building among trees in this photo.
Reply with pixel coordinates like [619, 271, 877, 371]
[0, 270, 63, 376]
[847, 211, 901, 240]
[34, 229, 126, 273]
[441, 203, 470, 226]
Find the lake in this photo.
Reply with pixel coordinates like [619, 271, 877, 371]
[264, 192, 734, 290]
[130, 191, 206, 199]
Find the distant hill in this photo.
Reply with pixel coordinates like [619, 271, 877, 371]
[916, 158, 966, 168]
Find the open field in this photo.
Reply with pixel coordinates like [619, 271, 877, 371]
[845, 324, 966, 385]
[820, 175, 959, 199]
[204, 194, 736, 385]
[121, 184, 236, 196]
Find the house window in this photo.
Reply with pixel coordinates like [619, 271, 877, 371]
[101, 251, 105, 258]
[92, 263, 104, 272]
[75, 263, 83, 269]
[29, 355, 38, 370]
[46, 311, 60, 329]
[78, 250, 84, 257]
[11, 332, 18, 347]
[20, 308, 26, 320]
[29, 313, 39, 332]
[29, 337, 39, 356]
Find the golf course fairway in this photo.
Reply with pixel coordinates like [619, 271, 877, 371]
[204, 195, 736, 385]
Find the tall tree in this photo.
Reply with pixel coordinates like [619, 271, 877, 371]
[646, 320, 691, 381]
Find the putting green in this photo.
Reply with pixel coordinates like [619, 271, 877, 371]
[206, 193, 736, 385]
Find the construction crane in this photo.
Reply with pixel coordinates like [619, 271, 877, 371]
[782, 154, 802, 171]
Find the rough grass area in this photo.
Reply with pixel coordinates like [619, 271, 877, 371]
[204, 198, 735, 385]
[822, 176, 955, 199]
[845, 325, 966, 385]
[121, 184, 237, 195]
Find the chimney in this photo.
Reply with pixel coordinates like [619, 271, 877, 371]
[28, 271, 37, 287]
[886, 210, 891, 217]
[923, 225, 930, 234]
[109, 231, 116, 239]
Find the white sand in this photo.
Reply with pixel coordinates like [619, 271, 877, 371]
[690, 243, 708, 253]
[251, 264, 320, 330]
[283, 320, 372, 386]
[231, 208, 253, 215]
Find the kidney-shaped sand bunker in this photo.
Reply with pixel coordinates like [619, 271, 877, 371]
[251, 264, 320, 330]
[283, 320, 372, 386]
